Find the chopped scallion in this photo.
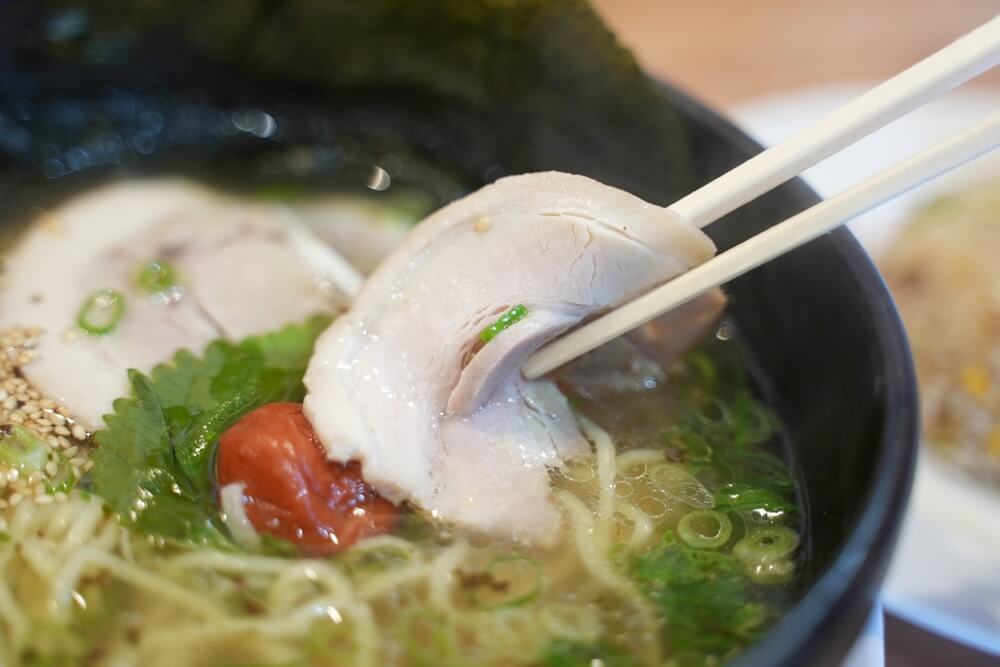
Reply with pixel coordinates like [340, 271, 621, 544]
[0, 425, 48, 473]
[135, 259, 178, 294]
[747, 559, 796, 585]
[473, 553, 542, 608]
[733, 526, 799, 566]
[77, 288, 126, 335]
[677, 509, 733, 549]
[399, 611, 459, 665]
[479, 304, 529, 344]
[342, 544, 415, 575]
[45, 454, 76, 494]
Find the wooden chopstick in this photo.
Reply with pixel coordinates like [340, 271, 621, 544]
[521, 17, 999, 379]
[522, 112, 1000, 379]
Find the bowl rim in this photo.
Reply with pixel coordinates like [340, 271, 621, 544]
[652, 82, 919, 667]
[0, 39, 918, 661]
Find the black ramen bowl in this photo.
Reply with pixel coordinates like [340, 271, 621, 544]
[0, 2, 918, 666]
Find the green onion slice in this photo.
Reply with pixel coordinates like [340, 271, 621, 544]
[677, 509, 733, 549]
[342, 544, 415, 575]
[45, 454, 76, 494]
[747, 559, 796, 585]
[693, 398, 731, 427]
[479, 304, 529, 344]
[729, 392, 775, 445]
[399, 611, 458, 665]
[135, 259, 178, 294]
[473, 553, 542, 609]
[733, 526, 800, 566]
[77, 289, 126, 335]
[0, 426, 48, 473]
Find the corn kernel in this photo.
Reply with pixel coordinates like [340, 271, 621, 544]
[988, 428, 1000, 460]
[960, 365, 990, 400]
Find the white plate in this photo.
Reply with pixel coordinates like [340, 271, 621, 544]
[730, 84, 1000, 656]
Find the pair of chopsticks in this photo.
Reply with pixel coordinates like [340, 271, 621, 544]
[522, 16, 1000, 380]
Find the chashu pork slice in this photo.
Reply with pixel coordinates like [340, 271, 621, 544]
[0, 179, 362, 430]
[304, 172, 717, 546]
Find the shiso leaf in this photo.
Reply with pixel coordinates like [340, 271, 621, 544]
[625, 530, 771, 664]
[89, 314, 332, 547]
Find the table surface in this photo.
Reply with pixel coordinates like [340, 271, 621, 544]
[591, 0, 999, 109]
[588, 2, 1000, 666]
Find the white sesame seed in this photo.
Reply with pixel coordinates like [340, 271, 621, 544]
[64, 446, 79, 458]
[71, 425, 87, 441]
[45, 462, 58, 477]
[34, 494, 53, 505]
[9, 493, 23, 506]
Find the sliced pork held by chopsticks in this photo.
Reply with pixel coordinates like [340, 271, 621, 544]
[304, 172, 716, 546]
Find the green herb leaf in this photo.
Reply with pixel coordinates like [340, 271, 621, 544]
[714, 483, 794, 515]
[89, 315, 332, 547]
[479, 304, 529, 344]
[713, 449, 795, 495]
[626, 530, 771, 664]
